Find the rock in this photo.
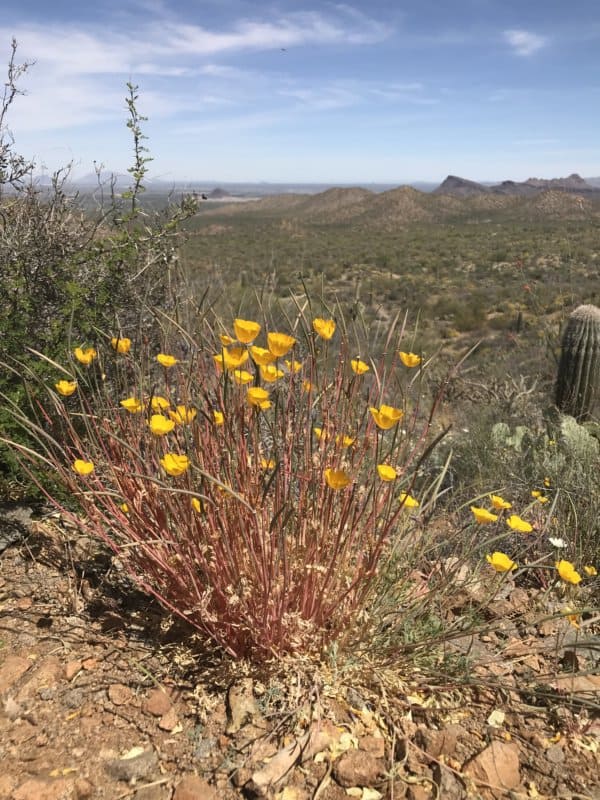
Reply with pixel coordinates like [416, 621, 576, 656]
[17, 656, 63, 700]
[65, 661, 82, 681]
[12, 777, 74, 800]
[359, 736, 385, 758]
[464, 741, 521, 798]
[332, 749, 384, 788]
[173, 774, 217, 800]
[108, 683, 132, 706]
[143, 688, 172, 717]
[416, 725, 461, 758]
[226, 678, 260, 734]
[545, 743, 565, 764]
[0, 654, 32, 692]
[135, 785, 169, 800]
[158, 707, 179, 731]
[432, 763, 465, 799]
[105, 747, 158, 782]
[73, 778, 95, 799]
[406, 786, 432, 800]
[63, 689, 85, 709]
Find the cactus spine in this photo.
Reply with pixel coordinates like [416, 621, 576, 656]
[555, 304, 600, 420]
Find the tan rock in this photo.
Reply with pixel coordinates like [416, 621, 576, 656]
[0, 654, 31, 692]
[108, 683, 132, 706]
[144, 687, 172, 717]
[332, 749, 384, 789]
[158, 706, 179, 731]
[464, 740, 521, 798]
[173, 774, 217, 800]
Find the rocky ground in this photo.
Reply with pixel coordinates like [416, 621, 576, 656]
[0, 507, 598, 800]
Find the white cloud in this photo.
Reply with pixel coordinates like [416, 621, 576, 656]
[504, 29, 547, 56]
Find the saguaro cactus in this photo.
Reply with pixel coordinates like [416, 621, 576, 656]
[555, 304, 600, 420]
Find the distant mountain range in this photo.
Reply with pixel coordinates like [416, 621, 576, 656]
[433, 173, 599, 198]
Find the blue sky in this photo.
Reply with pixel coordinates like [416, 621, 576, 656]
[1, 0, 599, 183]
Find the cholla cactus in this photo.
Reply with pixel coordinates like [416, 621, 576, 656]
[555, 304, 600, 421]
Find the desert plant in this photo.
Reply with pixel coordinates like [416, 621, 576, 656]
[555, 304, 600, 421]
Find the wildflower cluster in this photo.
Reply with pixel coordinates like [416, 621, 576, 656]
[18, 314, 437, 659]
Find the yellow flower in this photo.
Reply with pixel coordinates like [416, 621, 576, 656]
[543, 477, 551, 488]
[169, 405, 197, 425]
[250, 346, 276, 366]
[156, 353, 179, 368]
[219, 333, 235, 346]
[377, 464, 397, 481]
[55, 380, 77, 397]
[336, 434, 355, 447]
[72, 459, 94, 476]
[471, 506, 498, 524]
[506, 515, 533, 533]
[74, 346, 97, 365]
[247, 387, 271, 408]
[583, 565, 597, 577]
[490, 494, 512, 510]
[285, 359, 302, 374]
[302, 379, 312, 392]
[531, 490, 549, 504]
[260, 458, 276, 470]
[369, 404, 403, 430]
[562, 607, 580, 629]
[399, 492, 419, 508]
[313, 427, 328, 441]
[111, 336, 131, 354]
[233, 318, 261, 344]
[260, 364, 284, 383]
[486, 551, 517, 572]
[160, 453, 190, 477]
[149, 414, 176, 436]
[324, 468, 351, 490]
[267, 332, 296, 358]
[233, 369, 254, 385]
[150, 396, 170, 411]
[313, 318, 336, 340]
[399, 351, 421, 368]
[351, 358, 370, 375]
[556, 560, 582, 585]
[221, 346, 248, 370]
[120, 397, 143, 413]
[191, 497, 203, 513]
[120, 503, 129, 514]
[213, 410, 224, 426]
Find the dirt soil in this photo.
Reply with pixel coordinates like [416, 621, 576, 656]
[0, 509, 598, 800]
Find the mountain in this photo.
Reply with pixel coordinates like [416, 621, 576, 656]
[434, 173, 596, 197]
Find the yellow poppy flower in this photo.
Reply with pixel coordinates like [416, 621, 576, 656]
[219, 334, 235, 346]
[247, 387, 270, 407]
[260, 458, 276, 470]
[72, 459, 94, 476]
[149, 414, 176, 436]
[191, 497, 203, 513]
[221, 346, 248, 370]
[156, 353, 179, 368]
[213, 410, 224, 426]
[74, 346, 97, 365]
[562, 607, 580, 629]
[111, 337, 131, 354]
[55, 380, 77, 397]
[583, 565, 597, 577]
[369, 404, 403, 430]
[486, 551, 517, 572]
[169, 405, 197, 425]
[351, 358, 370, 375]
[313, 318, 336, 340]
[260, 364, 284, 383]
[120, 503, 129, 514]
[506, 515, 533, 533]
[377, 464, 397, 481]
[120, 397, 143, 413]
[324, 468, 351, 490]
[531, 490, 549, 504]
[233, 318, 261, 344]
[336, 434, 355, 447]
[233, 369, 254, 385]
[285, 359, 302, 374]
[556, 560, 582, 585]
[302, 379, 312, 392]
[160, 453, 190, 477]
[471, 506, 498, 524]
[267, 332, 296, 358]
[398, 351, 421, 368]
[150, 396, 170, 411]
[543, 477, 551, 488]
[490, 494, 512, 510]
[250, 346, 276, 366]
[399, 492, 419, 508]
[313, 427, 328, 441]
